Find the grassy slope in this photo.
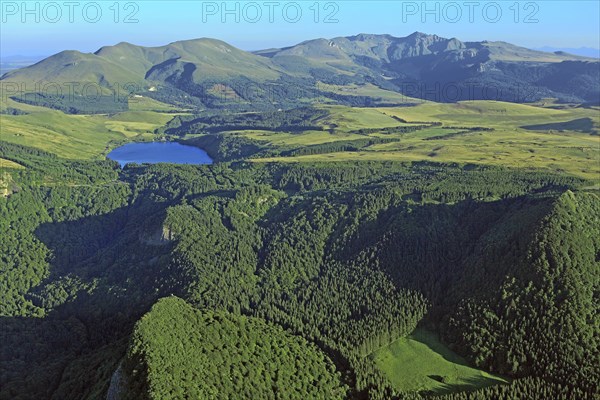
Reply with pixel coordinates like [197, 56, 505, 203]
[317, 82, 427, 104]
[2, 39, 283, 90]
[321, 105, 407, 129]
[252, 102, 600, 182]
[371, 328, 507, 394]
[222, 105, 412, 147]
[0, 50, 142, 87]
[0, 98, 176, 159]
[127, 95, 179, 112]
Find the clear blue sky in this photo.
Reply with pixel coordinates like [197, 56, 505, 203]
[1, 1, 599, 56]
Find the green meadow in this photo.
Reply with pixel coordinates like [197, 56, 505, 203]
[371, 329, 508, 395]
[1, 94, 598, 182]
[0, 97, 177, 159]
[252, 102, 600, 182]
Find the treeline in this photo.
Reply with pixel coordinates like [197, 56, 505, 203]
[0, 107, 28, 115]
[0, 141, 120, 186]
[351, 123, 441, 135]
[174, 76, 325, 110]
[268, 161, 583, 199]
[181, 134, 266, 162]
[424, 127, 495, 141]
[11, 93, 128, 114]
[403, 376, 598, 399]
[182, 136, 400, 161]
[158, 106, 329, 136]
[280, 138, 399, 157]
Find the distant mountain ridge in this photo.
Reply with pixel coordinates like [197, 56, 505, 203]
[258, 32, 591, 63]
[534, 46, 600, 59]
[2, 32, 598, 109]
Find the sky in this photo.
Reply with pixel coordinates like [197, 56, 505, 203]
[1, 0, 599, 56]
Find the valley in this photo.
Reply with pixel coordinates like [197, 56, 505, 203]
[1, 32, 599, 400]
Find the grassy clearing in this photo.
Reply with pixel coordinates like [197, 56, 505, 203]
[101, 111, 173, 138]
[316, 105, 406, 130]
[371, 328, 507, 395]
[0, 158, 25, 169]
[231, 129, 366, 146]
[127, 95, 179, 112]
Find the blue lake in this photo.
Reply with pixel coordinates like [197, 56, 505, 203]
[107, 142, 213, 167]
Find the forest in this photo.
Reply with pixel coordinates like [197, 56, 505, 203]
[2, 20, 600, 399]
[1, 136, 598, 399]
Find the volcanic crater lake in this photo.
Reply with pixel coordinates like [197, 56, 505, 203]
[107, 142, 213, 167]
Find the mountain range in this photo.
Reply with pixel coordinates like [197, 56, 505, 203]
[2, 32, 599, 110]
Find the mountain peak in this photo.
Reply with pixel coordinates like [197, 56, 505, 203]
[407, 31, 437, 39]
[167, 37, 229, 46]
[94, 41, 135, 56]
